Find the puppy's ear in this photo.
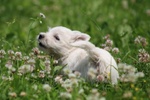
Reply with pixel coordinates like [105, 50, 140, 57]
[72, 31, 90, 41]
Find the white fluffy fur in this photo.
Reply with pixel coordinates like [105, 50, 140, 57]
[38, 26, 119, 84]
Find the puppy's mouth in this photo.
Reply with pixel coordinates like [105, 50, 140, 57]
[39, 42, 47, 48]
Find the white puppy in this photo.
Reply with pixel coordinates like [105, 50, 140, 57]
[38, 26, 119, 84]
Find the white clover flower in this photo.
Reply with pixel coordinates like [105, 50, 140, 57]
[8, 67, 16, 73]
[8, 92, 17, 97]
[122, 0, 128, 9]
[23, 56, 29, 61]
[27, 59, 35, 64]
[123, 91, 132, 98]
[55, 76, 63, 84]
[42, 84, 51, 92]
[62, 79, 75, 92]
[32, 47, 40, 55]
[0, 49, 6, 58]
[100, 97, 106, 100]
[104, 46, 112, 51]
[71, 78, 78, 86]
[134, 36, 147, 46]
[68, 73, 76, 79]
[78, 88, 84, 94]
[5, 60, 13, 69]
[44, 59, 51, 73]
[74, 71, 81, 78]
[87, 88, 102, 100]
[31, 73, 37, 78]
[103, 34, 110, 40]
[136, 72, 144, 77]
[138, 49, 150, 63]
[40, 13, 46, 18]
[91, 88, 99, 95]
[63, 68, 72, 75]
[105, 39, 113, 47]
[60, 92, 72, 99]
[87, 68, 97, 79]
[53, 60, 58, 64]
[118, 63, 145, 83]
[101, 44, 106, 48]
[15, 52, 22, 60]
[2, 76, 14, 81]
[20, 91, 27, 97]
[8, 50, 14, 55]
[38, 70, 45, 78]
[96, 74, 105, 82]
[112, 47, 119, 54]
[18, 64, 32, 74]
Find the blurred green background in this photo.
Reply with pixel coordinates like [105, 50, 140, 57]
[0, 0, 150, 53]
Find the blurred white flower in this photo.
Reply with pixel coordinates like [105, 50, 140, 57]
[20, 91, 27, 97]
[74, 71, 81, 78]
[96, 74, 105, 82]
[32, 47, 40, 55]
[53, 60, 58, 64]
[42, 84, 51, 92]
[118, 63, 145, 82]
[134, 36, 148, 46]
[8, 92, 17, 97]
[55, 76, 63, 84]
[5, 60, 13, 69]
[15, 52, 22, 60]
[8, 50, 14, 55]
[2, 76, 14, 81]
[122, 0, 128, 9]
[27, 59, 35, 64]
[60, 92, 72, 99]
[78, 88, 84, 94]
[136, 72, 144, 77]
[112, 47, 119, 54]
[138, 49, 150, 63]
[0, 49, 6, 58]
[23, 56, 29, 61]
[103, 34, 110, 40]
[68, 73, 76, 79]
[18, 64, 32, 74]
[104, 46, 112, 51]
[8, 50, 15, 59]
[62, 79, 73, 92]
[105, 39, 113, 47]
[87, 68, 97, 79]
[63, 68, 72, 75]
[87, 88, 104, 100]
[44, 59, 51, 73]
[38, 70, 45, 78]
[123, 91, 132, 98]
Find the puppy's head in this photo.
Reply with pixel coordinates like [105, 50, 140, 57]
[37, 26, 90, 58]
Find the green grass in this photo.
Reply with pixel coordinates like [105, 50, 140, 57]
[0, 0, 150, 99]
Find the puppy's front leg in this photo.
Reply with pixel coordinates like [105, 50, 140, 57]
[71, 41, 119, 84]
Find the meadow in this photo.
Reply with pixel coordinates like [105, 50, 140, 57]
[0, 0, 150, 99]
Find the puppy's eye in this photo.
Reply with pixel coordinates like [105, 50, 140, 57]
[54, 35, 60, 41]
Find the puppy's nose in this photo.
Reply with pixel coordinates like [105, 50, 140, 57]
[39, 34, 44, 39]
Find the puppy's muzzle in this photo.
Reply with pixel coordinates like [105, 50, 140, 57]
[38, 34, 47, 48]
[38, 34, 45, 39]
